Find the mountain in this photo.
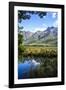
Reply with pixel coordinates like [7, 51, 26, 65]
[20, 31, 33, 40]
[22, 27, 58, 46]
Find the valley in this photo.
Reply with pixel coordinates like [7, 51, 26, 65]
[21, 26, 57, 47]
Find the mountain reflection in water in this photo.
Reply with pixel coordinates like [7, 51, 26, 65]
[18, 59, 40, 79]
[18, 57, 57, 79]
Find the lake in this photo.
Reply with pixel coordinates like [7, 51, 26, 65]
[18, 57, 57, 79]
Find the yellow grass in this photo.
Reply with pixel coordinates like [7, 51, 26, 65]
[23, 46, 57, 57]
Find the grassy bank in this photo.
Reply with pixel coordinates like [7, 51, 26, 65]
[20, 45, 57, 58]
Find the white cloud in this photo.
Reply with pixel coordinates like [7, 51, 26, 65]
[53, 20, 58, 27]
[42, 23, 47, 28]
[34, 27, 47, 32]
[33, 23, 48, 32]
[52, 13, 57, 19]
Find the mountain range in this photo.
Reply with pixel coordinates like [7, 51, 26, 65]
[21, 27, 58, 46]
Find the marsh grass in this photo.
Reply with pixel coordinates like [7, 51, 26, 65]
[21, 45, 57, 58]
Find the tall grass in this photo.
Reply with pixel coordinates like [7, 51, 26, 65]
[22, 46, 57, 57]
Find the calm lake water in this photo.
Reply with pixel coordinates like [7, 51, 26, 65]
[18, 57, 57, 79]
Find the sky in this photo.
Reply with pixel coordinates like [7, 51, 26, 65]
[18, 11, 58, 33]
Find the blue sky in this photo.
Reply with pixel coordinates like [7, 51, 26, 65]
[18, 12, 58, 32]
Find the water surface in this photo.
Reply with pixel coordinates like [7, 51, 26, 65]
[18, 57, 57, 79]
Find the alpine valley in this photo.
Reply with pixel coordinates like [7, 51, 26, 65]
[21, 27, 57, 47]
